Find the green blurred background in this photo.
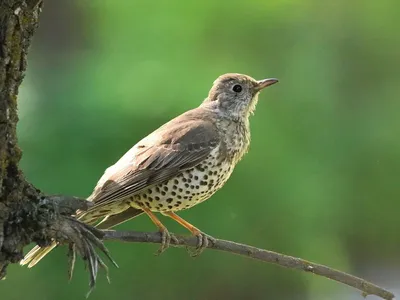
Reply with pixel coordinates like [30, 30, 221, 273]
[3, 0, 400, 299]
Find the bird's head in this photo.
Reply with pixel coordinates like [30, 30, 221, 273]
[203, 73, 278, 120]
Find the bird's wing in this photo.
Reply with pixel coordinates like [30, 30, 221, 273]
[87, 111, 221, 211]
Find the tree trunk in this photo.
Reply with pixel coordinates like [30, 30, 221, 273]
[0, 0, 107, 283]
[0, 0, 43, 278]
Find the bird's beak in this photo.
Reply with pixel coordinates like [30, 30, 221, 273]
[255, 78, 279, 91]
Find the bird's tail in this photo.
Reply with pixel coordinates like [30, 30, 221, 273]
[20, 242, 57, 268]
[20, 207, 143, 268]
[20, 210, 102, 268]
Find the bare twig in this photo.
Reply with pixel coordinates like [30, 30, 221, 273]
[103, 230, 395, 300]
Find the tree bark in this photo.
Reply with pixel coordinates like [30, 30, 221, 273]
[0, 0, 43, 278]
[0, 0, 109, 284]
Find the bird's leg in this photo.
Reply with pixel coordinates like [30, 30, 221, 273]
[163, 212, 215, 257]
[142, 208, 177, 255]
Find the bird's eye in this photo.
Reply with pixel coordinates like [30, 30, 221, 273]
[232, 84, 242, 93]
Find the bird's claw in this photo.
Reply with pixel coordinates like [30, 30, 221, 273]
[188, 232, 215, 257]
[155, 228, 178, 255]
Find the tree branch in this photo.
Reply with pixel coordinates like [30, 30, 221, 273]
[103, 230, 395, 300]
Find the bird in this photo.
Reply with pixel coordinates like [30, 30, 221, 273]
[21, 73, 278, 267]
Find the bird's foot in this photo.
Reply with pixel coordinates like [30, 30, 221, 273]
[188, 231, 216, 257]
[155, 228, 178, 255]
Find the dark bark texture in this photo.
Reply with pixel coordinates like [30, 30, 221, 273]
[0, 1, 109, 285]
[0, 0, 44, 278]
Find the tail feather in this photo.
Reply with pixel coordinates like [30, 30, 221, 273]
[96, 207, 144, 229]
[20, 242, 57, 267]
[21, 207, 144, 267]
[20, 210, 103, 267]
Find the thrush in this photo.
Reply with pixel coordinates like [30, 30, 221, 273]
[21, 73, 278, 267]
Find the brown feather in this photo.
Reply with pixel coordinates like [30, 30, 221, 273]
[86, 107, 221, 212]
[95, 207, 144, 229]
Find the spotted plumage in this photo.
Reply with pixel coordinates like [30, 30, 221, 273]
[21, 73, 278, 267]
[129, 147, 234, 212]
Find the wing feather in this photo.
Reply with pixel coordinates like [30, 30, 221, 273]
[85, 108, 221, 212]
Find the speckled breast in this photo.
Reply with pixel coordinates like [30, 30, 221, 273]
[129, 147, 234, 212]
